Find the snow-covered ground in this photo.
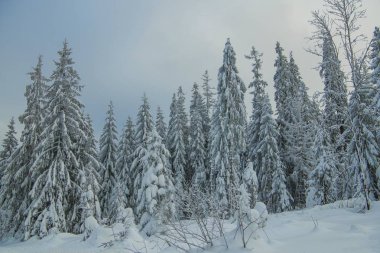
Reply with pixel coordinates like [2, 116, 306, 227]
[1, 201, 379, 253]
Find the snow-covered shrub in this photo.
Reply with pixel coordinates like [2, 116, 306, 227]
[235, 191, 268, 248]
[82, 216, 99, 241]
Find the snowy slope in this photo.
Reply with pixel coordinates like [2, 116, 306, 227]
[1, 201, 379, 253]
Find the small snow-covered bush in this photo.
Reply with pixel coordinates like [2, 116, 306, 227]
[82, 216, 99, 240]
[234, 201, 268, 248]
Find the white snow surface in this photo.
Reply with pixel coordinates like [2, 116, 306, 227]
[1, 201, 379, 253]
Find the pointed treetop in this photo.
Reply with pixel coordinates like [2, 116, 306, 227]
[193, 82, 199, 91]
[275, 42, 285, 56]
[222, 38, 239, 75]
[108, 100, 114, 111]
[0, 117, 18, 161]
[245, 46, 267, 91]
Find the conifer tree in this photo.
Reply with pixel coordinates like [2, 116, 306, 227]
[256, 94, 292, 212]
[273, 42, 293, 174]
[201, 71, 214, 179]
[99, 101, 118, 219]
[0, 118, 18, 235]
[76, 114, 102, 233]
[166, 88, 189, 215]
[369, 27, 380, 192]
[287, 53, 315, 208]
[189, 83, 207, 190]
[135, 128, 175, 236]
[245, 46, 268, 189]
[116, 117, 135, 207]
[0, 56, 47, 238]
[0, 118, 18, 167]
[210, 39, 246, 215]
[155, 106, 167, 144]
[321, 35, 348, 147]
[131, 95, 153, 217]
[23, 41, 100, 239]
[307, 117, 337, 207]
[176, 87, 190, 182]
[202, 70, 215, 118]
[269, 161, 293, 213]
[318, 25, 349, 199]
[274, 45, 315, 208]
[167, 93, 177, 164]
[258, 95, 292, 213]
[346, 79, 379, 209]
[242, 162, 258, 209]
[168, 96, 187, 212]
[134, 94, 153, 148]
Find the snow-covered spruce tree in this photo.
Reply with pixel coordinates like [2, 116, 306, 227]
[346, 69, 380, 209]
[309, 12, 348, 144]
[245, 46, 269, 200]
[116, 117, 135, 208]
[273, 42, 294, 177]
[77, 114, 102, 234]
[242, 162, 258, 209]
[371, 27, 380, 105]
[269, 160, 293, 213]
[202, 70, 215, 119]
[135, 128, 175, 236]
[319, 0, 378, 206]
[369, 27, 380, 192]
[273, 48, 316, 209]
[0, 57, 47, 238]
[99, 101, 118, 220]
[0, 117, 18, 169]
[155, 106, 167, 144]
[258, 94, 292, 212]
[287, 53, 316, 208]
[167, 90, 187, 215]
[134, 94, 154, 148]
[167, 93, 177, 162]
[320, 35, 348, 149]
[309, 12, 350, 199]
[201, 70, 214, 180]
[189, 83, 207, 190]
[131, 94, 153, 218]
[307, 114, 337, 207]
[23, 41, 100, 239]
[176, 86, 190, 183]
[321, 35, 350, 200]
[210, 39, 247, 215]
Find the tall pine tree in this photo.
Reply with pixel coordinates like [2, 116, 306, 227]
[210, 39, 247, 214]
[369, 27, 380, 193]
[131, 94, 153, 218]
[189, 83, 207, 190]
[116, 117, 135, 207]
[307, 116, 337, 207]
[135, 128, 175, 236]
[0, 118, 18, 168]
[167, 89, 187, 214]
[155, 106, 167, 144]
[245, 46, 268, 199]
[23, 41, 100, 239]
[0, 56, 47, 238]
[99, 101, 118, 219]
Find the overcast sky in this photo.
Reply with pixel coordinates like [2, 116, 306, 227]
[0, 0, 379, 140]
